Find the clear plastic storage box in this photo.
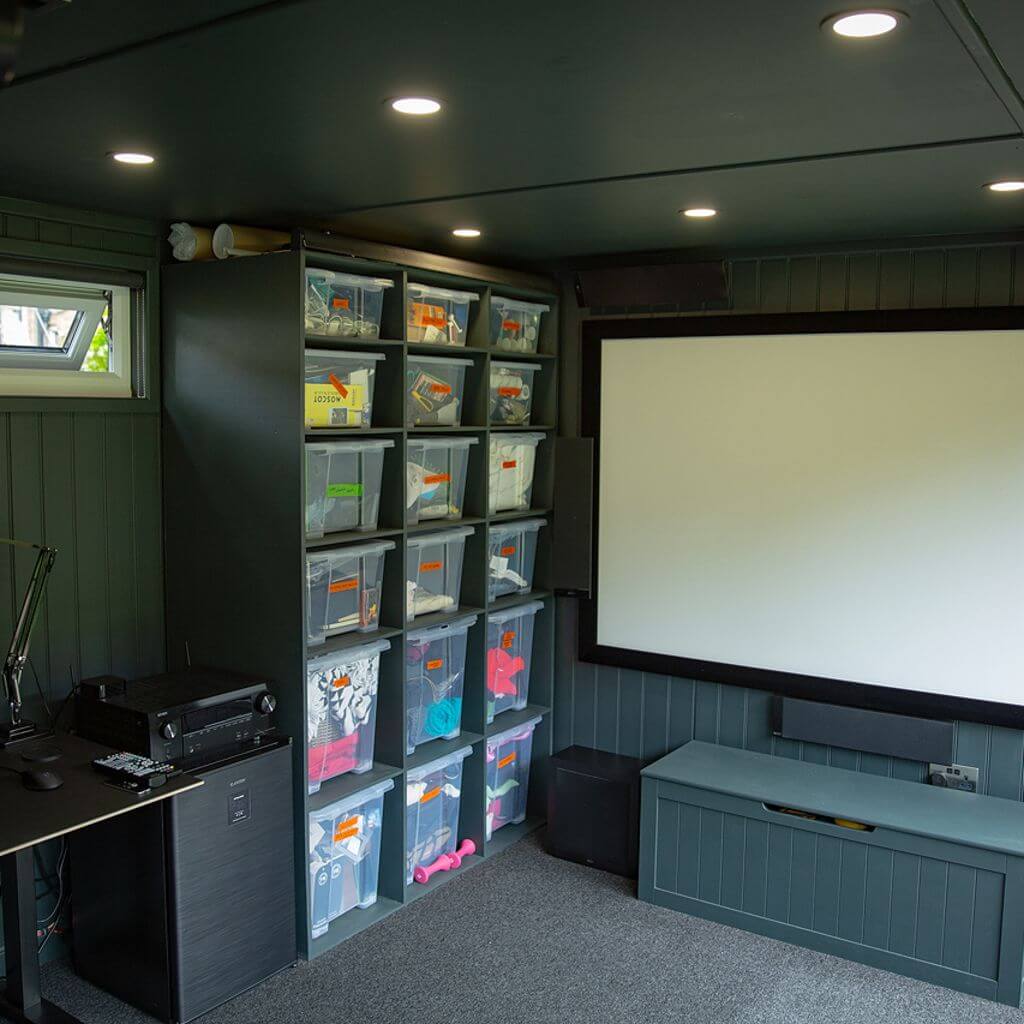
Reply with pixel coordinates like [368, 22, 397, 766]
[486, 716, 541, 840]
[405, 614, 476, 754]
[406, 746, 472, 884]
[308, 778, 393, 938]
[306, 540, 394, 645]
[488, 518, 545, 602]
[307, 639, 389, 794]
[305, 349, 385, 429]
[489, 361, 541, 425]
[305, 270, 394, 339]
[406, 354, 473, 427]
[486, 599, 543, 723]
[406, 525, 473, 621]
[306, 439, 393, 538]
[406, 283, 478, 345]
[407, 437, 477, 525]
[488, 433, 545, 514]
[489, 296, 550, 352]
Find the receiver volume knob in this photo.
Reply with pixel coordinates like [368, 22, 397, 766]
[160, 722, 179, 741]
[255, 693, 276, 715]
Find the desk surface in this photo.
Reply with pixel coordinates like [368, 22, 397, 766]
[643, 740, 1024, 858]
[0, 733, 203, 857]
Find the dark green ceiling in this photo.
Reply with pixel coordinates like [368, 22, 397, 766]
[2, 0, 1023, 263]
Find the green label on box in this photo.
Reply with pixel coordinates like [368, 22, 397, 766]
[327, 483, 362, 498]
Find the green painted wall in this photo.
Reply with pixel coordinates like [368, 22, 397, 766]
[554, 237, 1024, 802]
[0, 196, 164, 966]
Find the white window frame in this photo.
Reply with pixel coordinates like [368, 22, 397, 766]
[0, 273, 134, 398]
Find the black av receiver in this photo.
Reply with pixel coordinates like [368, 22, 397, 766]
[75, 668, 277, 764]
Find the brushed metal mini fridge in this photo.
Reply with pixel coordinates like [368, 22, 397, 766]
[70, 738, 296, 1023]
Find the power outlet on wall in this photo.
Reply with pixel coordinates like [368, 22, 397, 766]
[928, 763, 979, 793]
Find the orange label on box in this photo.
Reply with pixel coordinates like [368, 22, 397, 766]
[497, 386, 522, 397]
[329, 578, 359, 594]
[429, 382, 452, 395]
[334, 815, 360, 841]
[426, 658, 443, 670]
[424, 473, 451, 485]
[500, 545, 516, 557]
[502, 460, 517, 469]
[413, 302, 448, 329]
[502, 319, 521, 331]
[420, 561, 442, 572]
[328, 372, 349, 399]
[331, 675, 351, 688]
[421, 786, 441, 804]
[498, 752, 517, 769]
[501, 630, 516, 649]
[331, 297, 351, 310]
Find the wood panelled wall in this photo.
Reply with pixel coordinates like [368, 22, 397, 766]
[0, 197, 164, 720]
[554, 237, 1024, 802]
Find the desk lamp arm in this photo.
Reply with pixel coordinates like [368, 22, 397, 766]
[1, 540, 57, 726]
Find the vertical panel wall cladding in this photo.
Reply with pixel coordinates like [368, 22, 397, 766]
[554, 239, 1024, 800]
[0, 197, 164, 969]
[0, 198, 164, 715]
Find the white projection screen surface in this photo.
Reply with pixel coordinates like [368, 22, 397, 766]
[595, 328, 1024, 712]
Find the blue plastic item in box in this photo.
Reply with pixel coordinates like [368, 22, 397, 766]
[405, 614, 476, 755]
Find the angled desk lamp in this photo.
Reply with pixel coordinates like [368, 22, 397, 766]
[1, 538, 57, 746]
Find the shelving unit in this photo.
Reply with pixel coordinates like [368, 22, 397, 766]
[162, 235, 558, 959]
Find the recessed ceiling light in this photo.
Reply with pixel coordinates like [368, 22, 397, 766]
[452, 228, 481, 238]
[987, 180, 1024, 193]
[825, 9, 904, 38]
[682, 207, 717, 219]
[391, 97, 441, 116]
[110, 152, 155, 165]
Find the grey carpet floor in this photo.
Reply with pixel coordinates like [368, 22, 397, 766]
[44, 831, 1024, 1024]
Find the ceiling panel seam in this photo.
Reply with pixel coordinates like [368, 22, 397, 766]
[333, 133, 1023, 216]
[933, 0, 1024, 132]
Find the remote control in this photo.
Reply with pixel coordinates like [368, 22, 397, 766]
[92, 752, 176, 792]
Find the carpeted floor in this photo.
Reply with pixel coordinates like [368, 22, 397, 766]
[44, 831, 1024, 1024]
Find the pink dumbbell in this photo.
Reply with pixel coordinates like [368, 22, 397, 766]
[413, 839, 476, 884]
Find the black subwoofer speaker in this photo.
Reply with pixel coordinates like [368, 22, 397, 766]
[547, 746, 643, 878]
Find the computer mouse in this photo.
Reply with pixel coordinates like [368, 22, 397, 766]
[22, 767, 63, 791]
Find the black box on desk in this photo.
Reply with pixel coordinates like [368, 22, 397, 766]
[547, 745, 643, 878]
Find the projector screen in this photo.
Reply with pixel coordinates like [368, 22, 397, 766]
[582, 311, 1024, 726]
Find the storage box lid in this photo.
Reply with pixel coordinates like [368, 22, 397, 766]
[306, 637, 391, 674]
[490, 432, 546, 447]
[406, 612, 478, 646]
[407, 525, 475, 548]
[309, 777, 395, 836]
[491, 296, 551, 314]
[307, 539, 395, 568]
[407, 436, 479, 451]
[305, 348, 387, 362]
[487, 599, 544, 625]
[406, 354, 474, 367]
[308, 439, 395, 455]
[408, 283, 480, 303]
[491, 361, 542, 373]
[487, 715, 542, 749]
[405, 744, 473, 784]
[489, 517, 547, 538]
[307, 269, 394, 290]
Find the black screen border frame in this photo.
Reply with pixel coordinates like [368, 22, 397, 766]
[579, 306, 1024, 730]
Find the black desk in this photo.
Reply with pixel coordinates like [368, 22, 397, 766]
[0, 733, 202, 1024]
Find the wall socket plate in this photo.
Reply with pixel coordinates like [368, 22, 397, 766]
[928, 762, 979, 792]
